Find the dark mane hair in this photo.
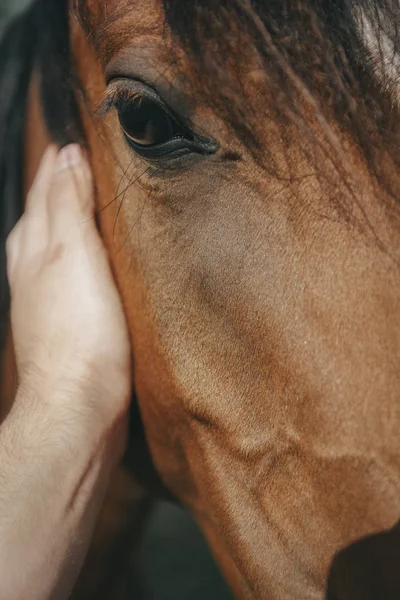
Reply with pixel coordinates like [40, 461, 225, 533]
[162, 0, 400, 216]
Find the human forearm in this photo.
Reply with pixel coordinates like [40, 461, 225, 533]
[1, 145, 131, 599]
[0, 383, 125, 600]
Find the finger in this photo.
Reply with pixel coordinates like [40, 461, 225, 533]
[24, 145, 58, 214]
[48, 145, 94, 229]
[20, 147, 57, 253]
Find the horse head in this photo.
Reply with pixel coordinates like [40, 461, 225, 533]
[5, 1, 400, 598]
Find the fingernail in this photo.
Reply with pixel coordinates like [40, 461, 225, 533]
[55, 144, 84, 172]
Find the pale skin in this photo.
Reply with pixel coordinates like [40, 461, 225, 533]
[0, 144, 131, 600]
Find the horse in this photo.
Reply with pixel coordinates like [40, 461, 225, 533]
[2, 0, 400, 598]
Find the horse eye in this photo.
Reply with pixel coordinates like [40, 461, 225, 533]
[118, 97, 177, 147]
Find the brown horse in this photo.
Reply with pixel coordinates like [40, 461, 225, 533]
[2, 0, 400, 598]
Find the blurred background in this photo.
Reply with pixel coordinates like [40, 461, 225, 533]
[0, 2, 234, 599]
[1, 0, 30, 22]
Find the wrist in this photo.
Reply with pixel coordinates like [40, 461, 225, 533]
[9, 377, 128, 468]
[17, 359, 129, 421]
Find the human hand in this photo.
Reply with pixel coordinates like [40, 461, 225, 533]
[6, 145, 131, 432]
[1, 145, 132, 600]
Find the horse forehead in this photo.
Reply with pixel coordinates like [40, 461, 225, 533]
[80, 0, 166, 63]
[87, 0, 164, 33]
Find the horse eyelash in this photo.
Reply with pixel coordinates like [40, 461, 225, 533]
[95, 87, 146, 120]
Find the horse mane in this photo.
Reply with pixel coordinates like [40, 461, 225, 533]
[162, 0, 400, 196]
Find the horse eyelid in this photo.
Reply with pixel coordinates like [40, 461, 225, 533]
[94, 86, 219, 155]
[95, 87, 171, 126]
[95, 88, 131, 120]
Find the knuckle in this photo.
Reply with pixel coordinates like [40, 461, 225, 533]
[55, 164, 92, 198]
[55, 162, 89, 185]
[51, 172, 87, 209]
[50, 169, 74, 196]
